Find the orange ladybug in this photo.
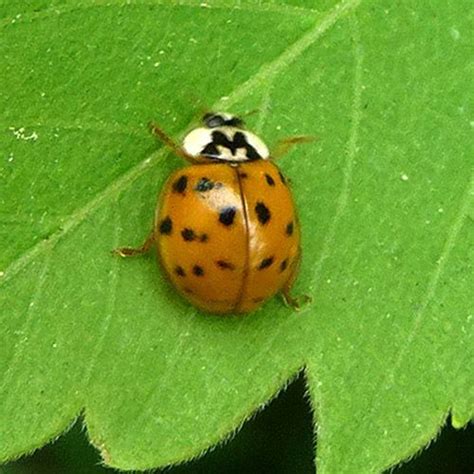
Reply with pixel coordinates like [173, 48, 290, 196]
[115, 113, 310, 314]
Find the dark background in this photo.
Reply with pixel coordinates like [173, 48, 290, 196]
[4, 375, 473, 474]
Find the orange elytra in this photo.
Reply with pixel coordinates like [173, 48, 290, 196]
[115, 112, 311, 314]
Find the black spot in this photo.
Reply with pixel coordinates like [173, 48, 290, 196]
[286, 221, 294, 236]
[280, 259, 288, 272]
[172, 175, 188, 194]
[239, 172, 248, 179]
[159, 216, 172, 235]
[195, 177, 215, 192]
[181, 228, 196, 241]
[193, 265, 204, 276]
[255, 202, 271, 225]
[219, 207, 237, 226]
[175, 266, 186, 277]
[258, 257, 274, 270]
[278, 171, 287, 185]
[265, 174, 275, 186]
[200, 233, 209, 242]
[216, 260, 235, 270]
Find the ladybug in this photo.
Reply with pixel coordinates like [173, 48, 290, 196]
[115, 112, 310, 314]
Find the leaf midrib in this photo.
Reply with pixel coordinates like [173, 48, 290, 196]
[0, 0, 361, 284]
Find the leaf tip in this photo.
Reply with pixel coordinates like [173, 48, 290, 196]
[451, 411, 472, 429]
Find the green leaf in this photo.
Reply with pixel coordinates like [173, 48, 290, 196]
[1, 0, 472, 472]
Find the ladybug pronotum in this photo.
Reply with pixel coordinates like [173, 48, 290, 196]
[115, 112, 310, 314]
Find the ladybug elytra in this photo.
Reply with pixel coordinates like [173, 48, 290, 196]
[115, 113, 310, 314]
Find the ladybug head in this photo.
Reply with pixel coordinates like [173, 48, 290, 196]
[182, 112, 270, 163]
[202, 112, 244, 129]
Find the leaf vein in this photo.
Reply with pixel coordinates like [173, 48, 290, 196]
[0, 0, 361, 285]
[219, 0, 362, 110]
[307, 14, 363, 292]
[390, 169, 474, 379]
[0, 254, 51, 394]
[83, 205, 122, 390]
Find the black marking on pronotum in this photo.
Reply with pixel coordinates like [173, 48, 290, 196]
[239, 172, 248, 179]
[195, 177, 215, 192]
[159, 216, 172, 235]
[219, 207, 237, 226]
[255, 202, 271, 225]
[201, 131, 260, 160]
[278, 170, 287, 185]
[216, 260, 235, 270]
[258, 256, 274, 270]
[280, 259, 288, 272]
[181, 228, 196, 241]
[174, 266, 186, 277]
[286, 221, 294, 236]
[201, 141, 219, 159]
[265, 173, 275, 186]
[193, 265, 204, 276]
[199, 233, 209, 242]
[172, 175, 188, 194]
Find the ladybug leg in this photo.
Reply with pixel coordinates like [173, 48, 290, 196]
[148, 122, 196, 163]
[113, 232, 155, 257]
[272, 136, 315, 160]
[281, 249, 311, 311]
